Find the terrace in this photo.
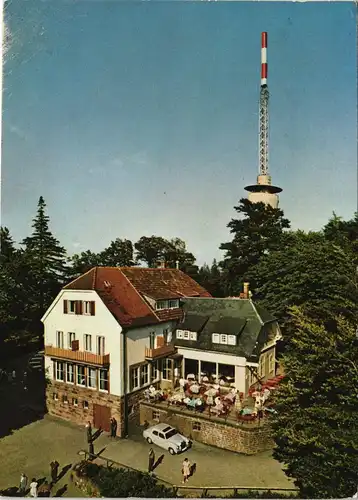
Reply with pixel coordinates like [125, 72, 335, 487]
[142, 378, 277, 429]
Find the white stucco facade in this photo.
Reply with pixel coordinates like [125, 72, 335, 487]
[42, 289, 123, 396]
[126, 320, 174, 367]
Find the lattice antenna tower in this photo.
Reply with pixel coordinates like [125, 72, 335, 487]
[259, 31, 269, 176]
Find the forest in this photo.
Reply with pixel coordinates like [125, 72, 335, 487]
[1, 195, 358, 497]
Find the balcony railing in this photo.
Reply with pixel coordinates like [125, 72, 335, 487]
[145, 344, 176, 360]
[44, 346, 110, 366]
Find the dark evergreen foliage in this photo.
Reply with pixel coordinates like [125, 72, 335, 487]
[197, 259, 225, 297]
[220, 198, 290, 295]
[80, 462, 175, 497]
[270, 308, 358, 498]
[21, 196, 69, 323]
[247, 231, 358, 331]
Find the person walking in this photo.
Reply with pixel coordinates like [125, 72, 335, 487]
[110, 417, 117, 438]
[181, 457, 191, 484]
[19, 473, 28, 495]
[29, 478, 38, 498]
[148, 448, 155, 473]
[86, 421, 92, 443]
[50, 460, 59, 483]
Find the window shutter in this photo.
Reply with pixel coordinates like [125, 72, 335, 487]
[63, 300, 68, 314]
[90, 301, 95, 316]
[72, 340, 79, 351]
[75, 301, 82, 315]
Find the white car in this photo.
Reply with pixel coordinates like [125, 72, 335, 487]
[143, 423, 191, 455]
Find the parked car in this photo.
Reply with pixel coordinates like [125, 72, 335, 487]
[143, 423, 191, 455]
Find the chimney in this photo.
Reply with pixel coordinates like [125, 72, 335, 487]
[243, 282, 249, 299]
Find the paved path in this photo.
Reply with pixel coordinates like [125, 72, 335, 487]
[0, 416, 294, 496]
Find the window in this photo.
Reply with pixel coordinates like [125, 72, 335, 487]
[83, 401, 89, 410]
[97, 336, 105, 355]
[192, 421, 201, 431]
[183, 330, 190, 340]
[149, 332, 155, 349]
[176, 329, 184, 339]
[162, 359, 172, 380]
[99, 369, 109, 391]
[83, 301, 91, 315]
[189, 331, 197, 341]
[151, 361, 160, 382]
[62, 394, 68, 404]
[130, 366, 140, 391]
[141, 364, 149, 386]
[156, 300, 168, 310]
[67, 332, 75, 349]
[77, 365, 86, 386]
[55, 361, 65, 381]
[69, 301, 76, 314]
[152, 410, 160, 421]
[53, 393, 58, 401]
[88, 368, 97, 389]
[72, 398, 78, 407]
[220, 334, 228, 345]
[212, 333, 220, 344]
[228, 335, 236, 345]
[56, 331, 64, 348]
[169, 299, 179, 309]
[84, 334, 92, 352]
[66, 364, 75, 384]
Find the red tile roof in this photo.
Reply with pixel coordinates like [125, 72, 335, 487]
[120, 267, 210, 300]
[64, 267, 210, 328]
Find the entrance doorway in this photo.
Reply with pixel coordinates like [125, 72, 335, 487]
[93, 404, 111, 432]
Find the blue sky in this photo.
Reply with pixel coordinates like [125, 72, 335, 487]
[2, 1, 357, 265]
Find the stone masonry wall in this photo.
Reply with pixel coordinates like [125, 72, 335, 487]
[140, 402, 273, 455]
[47, 382, 124, 436]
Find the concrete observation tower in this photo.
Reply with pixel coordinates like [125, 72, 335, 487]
[245, 32, 282, 209]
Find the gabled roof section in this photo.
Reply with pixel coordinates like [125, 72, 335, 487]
[174, 297, 278, 360]
[180, 314, 209, 333]
[63, 267, 211, 328]
[120, 267, 211, 300]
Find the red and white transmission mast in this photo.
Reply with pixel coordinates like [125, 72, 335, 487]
[245, 32, 282, 209]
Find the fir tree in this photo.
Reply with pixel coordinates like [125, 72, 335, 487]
[22, 196, 68, 322]
[271, 307, 358, 498]
[220, 198, 290, 295]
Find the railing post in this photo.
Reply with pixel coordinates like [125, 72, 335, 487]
[233, 488, 238, 496]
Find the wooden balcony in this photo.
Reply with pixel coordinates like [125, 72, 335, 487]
[44, 346, 110, 366]
[145, 344, 176, 360]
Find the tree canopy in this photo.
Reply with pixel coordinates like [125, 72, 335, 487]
[21, 196, 68, 322]
[246, 230, 358, 331]
[270, 307, 358, 498]
[220, 198, 290, 295]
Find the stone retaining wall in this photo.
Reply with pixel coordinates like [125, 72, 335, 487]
[140, 402, 273, 455]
